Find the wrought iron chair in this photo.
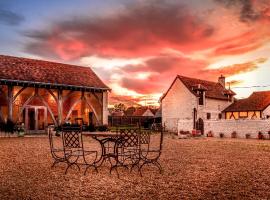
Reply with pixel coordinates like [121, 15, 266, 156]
[48, 127, 68, 168]
[110, 128, 140, 178]
[139, 127, 164, 176]
[62, 127, 98, 175]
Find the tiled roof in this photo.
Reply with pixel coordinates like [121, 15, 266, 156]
[178, 75, 235, 100]
[125, 107, 136, 116]
[223, 91, 270, 112]
[0, 55, 109, 90]
[160, 75, 235, 101]
[132, 107, 154, 116]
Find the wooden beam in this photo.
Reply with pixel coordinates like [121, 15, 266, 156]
[63, 90, 74, 102]
[91, 92, 102, 106]
[84, 96, 100, 125]
[15, 94, 35, 123]
[13, 86, 26, 103]
[47, 89, 57, 102]
[36, 94, 57, 125]
[57, 89, 63, 125]
[64, 97, 81, 122]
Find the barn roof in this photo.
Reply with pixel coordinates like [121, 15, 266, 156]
[0, 55, 110, 91]
[223, 91, 270, 112]
[160, 75, 235, 101]
[132, 107, 154, 117]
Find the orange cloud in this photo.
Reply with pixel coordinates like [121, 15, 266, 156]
[201, 58, 267, 78]
[23, 1, 215, 60]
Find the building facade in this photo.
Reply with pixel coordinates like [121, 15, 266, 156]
[0, 55, 109, 133]
[223, 91, 270, 120]
[160, 75, 235, 133]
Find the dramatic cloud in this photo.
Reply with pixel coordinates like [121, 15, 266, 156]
[23, 1, 215, 60]
[201, 58, 267, 78]
[0, 9, 24, 26]
[118, 54, 208, 94]
[214, 0, 269, 22]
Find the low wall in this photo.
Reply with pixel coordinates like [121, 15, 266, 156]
[177, 119, 270, 138]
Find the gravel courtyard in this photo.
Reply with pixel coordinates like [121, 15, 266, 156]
[1, 135, 270, 199]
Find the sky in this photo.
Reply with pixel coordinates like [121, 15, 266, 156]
[0, 0, 270, 106]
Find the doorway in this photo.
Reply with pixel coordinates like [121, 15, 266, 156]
[25, 106, 47, 133]
[196, 118, 204, 135]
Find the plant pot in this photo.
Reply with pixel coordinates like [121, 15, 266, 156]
[18, 131, 25, 137]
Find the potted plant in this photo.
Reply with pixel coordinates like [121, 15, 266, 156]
[231, 131, 237, 138]
[207, 131, 213, 137]
[54, 126, 61, 137]
[219, 133, 224, 138]
[17, 123, 25, 137]
[258, 131, 264, 140]
[245, 133, 251, 139]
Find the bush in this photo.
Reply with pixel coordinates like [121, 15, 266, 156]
[88, 124, 96, 132]
[96, 125, 109, 132]
[5, 119, 15, 134]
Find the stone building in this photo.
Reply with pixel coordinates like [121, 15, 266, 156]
[0, 55, 109, 133]
[160, 75, 235, 133]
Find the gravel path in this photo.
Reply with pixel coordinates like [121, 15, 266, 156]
[1, 135, 270, 199]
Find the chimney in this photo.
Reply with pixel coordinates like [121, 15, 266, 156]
[218, 75, 225, 88]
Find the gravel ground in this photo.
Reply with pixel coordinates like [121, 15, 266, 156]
[1, 135, 270, 199]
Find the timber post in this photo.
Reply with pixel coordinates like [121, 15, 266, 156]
[57, 89, 63, 125]
[7, 85, 13, 122]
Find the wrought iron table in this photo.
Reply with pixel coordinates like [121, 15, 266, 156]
[83, 132, 120, 167]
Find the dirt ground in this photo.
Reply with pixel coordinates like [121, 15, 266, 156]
[1, 135, 270, 199]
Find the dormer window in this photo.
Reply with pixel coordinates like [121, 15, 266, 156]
[192, 84, 207, 106]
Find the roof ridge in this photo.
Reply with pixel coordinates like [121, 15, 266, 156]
[0, 54, 91, 70]
[177, 74, 220, 85]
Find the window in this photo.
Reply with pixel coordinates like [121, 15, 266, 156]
[198, 91, 204, 105]
[207, 113, 211, 119]
[218, 113, 222, 119]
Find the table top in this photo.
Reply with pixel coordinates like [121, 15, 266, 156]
[83, 132, 118, 137]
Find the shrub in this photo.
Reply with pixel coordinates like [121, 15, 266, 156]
[96, 125, 109, 132]
[88, 124, 96, 132]
[4, 119, 15, 134]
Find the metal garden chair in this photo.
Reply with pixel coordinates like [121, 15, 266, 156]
[62, 127, 98, 175]
[48, 127, 68, 168]
[138, 127, 164, 176]
[110, 128, 140, 178]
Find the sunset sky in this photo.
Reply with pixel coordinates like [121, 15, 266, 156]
[0, 0, 270, 106]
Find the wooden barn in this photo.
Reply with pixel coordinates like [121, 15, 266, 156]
[0, 55, 109, 133]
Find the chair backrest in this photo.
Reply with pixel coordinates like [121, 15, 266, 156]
[139, 130, 150, 145]
[119, 128, 140, 148]
[61, 128, 83, 152]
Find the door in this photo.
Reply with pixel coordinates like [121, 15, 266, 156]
[196, 118, 204, 135]
[25, 106, 47, 133]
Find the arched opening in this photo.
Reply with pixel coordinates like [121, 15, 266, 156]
[196, 118, 204, 135]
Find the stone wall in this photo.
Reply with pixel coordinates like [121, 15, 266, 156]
[177, 119, 270, 138]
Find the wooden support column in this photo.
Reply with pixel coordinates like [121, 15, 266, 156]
[57, 90, 63, 125]
[102, 91, 108, 125]
[7, 85, 13, 121]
